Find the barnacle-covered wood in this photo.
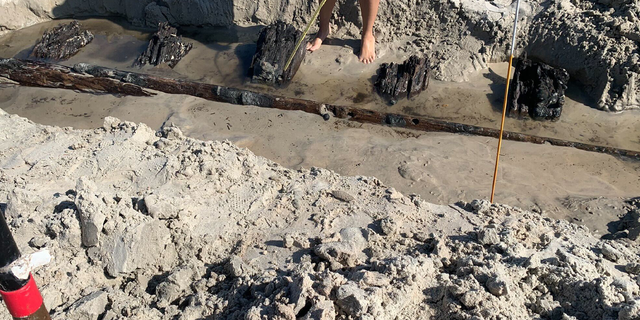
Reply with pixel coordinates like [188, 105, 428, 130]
[510, 58, 570, 121]
[375, 55, 430, 103]
[134, 22, 193, 68]
[31, 21, 94, 60]
[249, 22, 307, 86]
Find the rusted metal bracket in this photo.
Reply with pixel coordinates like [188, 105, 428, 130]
[1, 58, 638, 160]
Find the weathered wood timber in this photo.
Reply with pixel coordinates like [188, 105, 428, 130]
[375, 55, 430, 104]
[134, 22, 193, 68]
[0, 59, 153, 97]
[31, 21, 94, 61]
[249, 22, 307, 86]
[510, 58, 569, 120]
[0, 58, 638, 160]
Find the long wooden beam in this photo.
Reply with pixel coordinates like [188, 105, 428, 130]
[0, 59, 153, 97]
[1, 58, 639, 160]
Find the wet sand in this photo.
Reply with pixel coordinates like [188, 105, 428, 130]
[1, 85, 639, 236]
[1, 18, 639, 235]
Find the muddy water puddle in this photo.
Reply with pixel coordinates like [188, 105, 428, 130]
[1, 18, 639, 152]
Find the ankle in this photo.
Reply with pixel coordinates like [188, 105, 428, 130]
[362, 31, 374, 39]
[318, 26, 330, 37]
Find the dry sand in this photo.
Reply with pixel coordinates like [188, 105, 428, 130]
[1, 110, 640, 320]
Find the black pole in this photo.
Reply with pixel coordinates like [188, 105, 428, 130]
[0, 212, 50, 320]
[0, 213, 27, 292]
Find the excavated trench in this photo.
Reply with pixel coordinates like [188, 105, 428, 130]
[1, 18, 639, 153]
[1, 0, 639, 111]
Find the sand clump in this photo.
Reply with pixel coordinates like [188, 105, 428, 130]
[0, 109, 639, 319]
[525, 0, 640, 111]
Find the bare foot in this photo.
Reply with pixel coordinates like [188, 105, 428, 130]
[359, 33, 376, 64]
[307, 27, 330, 52]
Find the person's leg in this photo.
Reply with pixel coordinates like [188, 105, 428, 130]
[359, 0, 379, 64]
[307, 0, 338, 52]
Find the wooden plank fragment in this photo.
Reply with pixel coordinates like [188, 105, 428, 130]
[134, 22, 193, 68]
[510, 58, 569, 120]
[375, 55, 430, 104]
[31, 21, 94, 61]
[249, 22, 307, 86]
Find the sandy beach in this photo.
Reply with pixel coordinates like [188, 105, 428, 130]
[0, 1, 639, 318]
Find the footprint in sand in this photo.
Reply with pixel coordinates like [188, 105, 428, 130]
[397, 161, 428, 182]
